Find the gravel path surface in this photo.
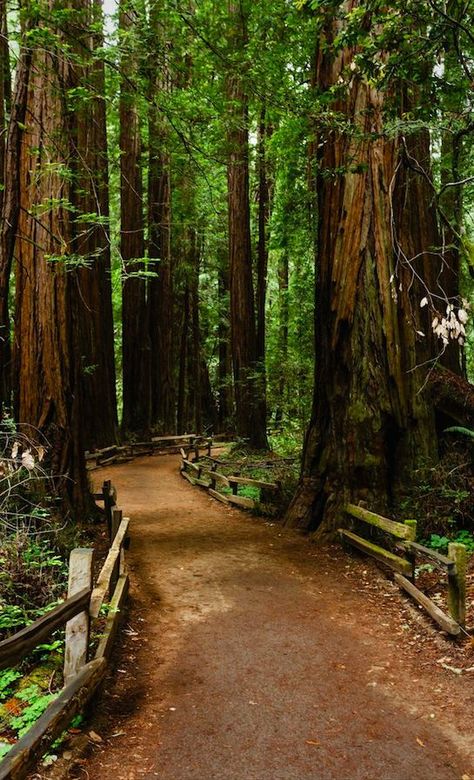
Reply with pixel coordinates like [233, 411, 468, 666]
[71, 454, 473, 780]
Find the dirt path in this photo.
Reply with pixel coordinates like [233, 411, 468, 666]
[74, 454, 472, 780]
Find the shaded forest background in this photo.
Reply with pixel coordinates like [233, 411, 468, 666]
[0, 0, 473, 533]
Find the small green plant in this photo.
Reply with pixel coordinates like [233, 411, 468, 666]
[0, 742, 11, 759]
[453, 529, 474, 552]
[0, 605, 28, 631]
[421, 530, 474, 554]
[8, 684, 57, 737]
[444, 426, 474, 439]
[0, 668, 22, 697]
[424, 533, 451, 551]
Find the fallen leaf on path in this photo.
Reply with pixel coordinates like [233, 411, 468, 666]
[88, 731, 103, 744]
[305, 740, 320, 746]
[416, 737, 425, 747]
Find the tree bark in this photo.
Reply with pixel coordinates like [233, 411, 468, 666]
[217, 260, 233, 432]
[227, 0, 267, 449]
[284, 3, 438, 534]
[256, 104, 272, 370]
[176, 284, 189, 435]
[0, 1, 16, 413]
[274, 249, 289, 424]
[72, 0, 118, 449]
[14, 5, 90, 515]
[120, 0, 151, 436]
[148, 3, 175, 434]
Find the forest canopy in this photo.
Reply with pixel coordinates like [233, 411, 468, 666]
[0, 0, 473, 533]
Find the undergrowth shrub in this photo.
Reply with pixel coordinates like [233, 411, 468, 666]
[0, 421, 71, 638]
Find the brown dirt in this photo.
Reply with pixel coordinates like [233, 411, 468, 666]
[50, 454, 474, 780]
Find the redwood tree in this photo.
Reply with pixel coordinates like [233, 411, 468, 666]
[147, 2, 175, 433]
[0, 0, 12, 412]
[73, 0, 118, 448]
[227, 0, 267, 449]
[120, 0, 151, 435]
[14, 3, 90, 513]
[285, 3, 441, 533]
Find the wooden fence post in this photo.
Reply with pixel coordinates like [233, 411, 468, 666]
[404, 520, 417, 580]
[64, 548, 94, 685]
[210, 463, 217, 490]
[110, 508, 123, 596]
[447, 542, 467, 627]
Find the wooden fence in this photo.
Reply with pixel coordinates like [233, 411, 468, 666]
[0, 483, 129, 780]
[180, 449, 281, 511]
[339, 504, 467, 636]
[85, 433, 217, 471]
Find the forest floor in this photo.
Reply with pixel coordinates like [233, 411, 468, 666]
[40, 452, 474, 780]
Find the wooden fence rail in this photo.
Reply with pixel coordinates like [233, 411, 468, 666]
[0, 481, 130, 780]
[85, 433, 218, 471]
[0, 589, 92, 671]
[338, 503, 467, 636]
[179, 450, 281, 511]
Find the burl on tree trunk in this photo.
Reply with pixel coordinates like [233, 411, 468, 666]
[285, 4, 444, 535]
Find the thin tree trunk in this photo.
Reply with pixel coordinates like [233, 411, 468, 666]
[148, 4, 175, 434]
[190, 229, 202, 434]
[0, 0, 14, 413]
[285, 3, 438, 534]
[256, 103, 272, 368]
[217, 261, 233, 432]
[275, 249, 289, 424]
[120, 0, 150, 436]
[176, 284, 189, 434]
[437, 39, 465, 375]
[227, 0, 267, 449]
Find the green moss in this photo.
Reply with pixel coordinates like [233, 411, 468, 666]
[347, 400, 369, 423]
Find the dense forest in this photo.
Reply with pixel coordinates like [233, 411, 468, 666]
[0, 0, 473, 536]
[1, 1, 474, 774]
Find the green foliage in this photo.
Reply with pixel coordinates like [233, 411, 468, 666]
[0, 669, 22, 698]
[0, 534, 68, 638]
[421, 530, 474, 554]
[444, 427, 474, 440]
[7, 685, 57, 738]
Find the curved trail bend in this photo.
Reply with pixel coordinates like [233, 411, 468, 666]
[79, 454, 472, 780]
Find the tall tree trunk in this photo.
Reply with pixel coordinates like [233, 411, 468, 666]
[284, 4, 438, 534]
[200, 356, 218, 432]
[14, 6, 89, 515]
[148, 5, 175, 434]
[120, 0, 150, 436]
[73, 0, 118, 449]
[217, 260, 233, 432]
[176, 284, 189, 434]
[0, 0, 12, 419]
[227, 0, 267, 449]
[437, 39, 466, 375]
[190, 229, 202, 434]
[275, 248, 289, 424]
[0, 0, 14, 412]
[256, 103, 272, 369]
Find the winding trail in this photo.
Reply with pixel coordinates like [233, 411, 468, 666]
[78, 454, 473, 780]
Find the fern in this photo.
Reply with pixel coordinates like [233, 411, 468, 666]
[443, 426, 474, 439]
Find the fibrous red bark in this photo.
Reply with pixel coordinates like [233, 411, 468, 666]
[285, 3, 440, 534]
